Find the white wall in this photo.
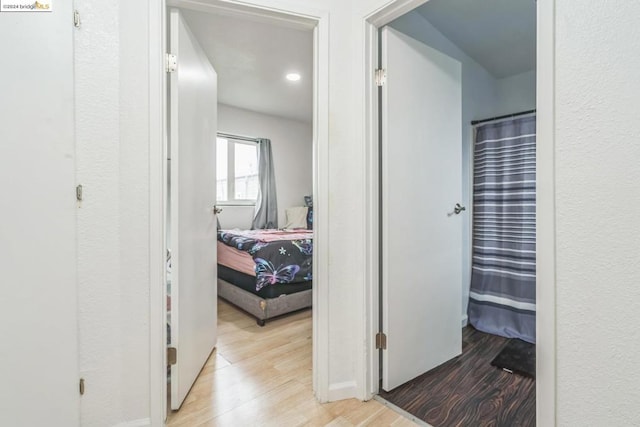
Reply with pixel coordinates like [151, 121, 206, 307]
[75, 1, 123, 425]
[496, 69, 536, 115]
[119, 2, 153, 422]
[216, 205, 255, 230]
[65, 0, 640, 425]
[75, 1, 150, 425]
[217, 104, 312, 229]
[555, 1, 640, 425]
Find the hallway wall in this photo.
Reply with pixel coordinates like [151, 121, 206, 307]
[68, 0, 640, 424]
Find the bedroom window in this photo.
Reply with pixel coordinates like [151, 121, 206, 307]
[216, 136, 259, 204]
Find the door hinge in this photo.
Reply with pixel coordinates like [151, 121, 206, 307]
[166, 54, 178, 73]
[375, 332, 387, 350]
[76, 184, 83, 202]
[375, 68, 386, 86]
[79, 378, 85, 395]
[167, 347, 177, 365]
[73, 10, 81, 28]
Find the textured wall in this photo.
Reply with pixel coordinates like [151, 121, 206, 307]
[76, 1, 150, 425]
[555, 1, 640, 425]
[75, 1, 123, 425]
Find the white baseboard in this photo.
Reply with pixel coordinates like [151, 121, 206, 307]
[114, 418, 151, 427]
[461, 314, 468, 327]
[328, 380, 358, 402]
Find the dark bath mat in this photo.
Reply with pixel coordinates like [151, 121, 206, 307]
[491, 338, 536, 378]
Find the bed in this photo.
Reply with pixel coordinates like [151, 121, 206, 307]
[217, 228, 313, 326]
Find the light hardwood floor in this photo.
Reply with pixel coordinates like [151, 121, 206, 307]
[167, 298, 417, 427]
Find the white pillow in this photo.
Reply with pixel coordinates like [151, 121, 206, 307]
[284, 206, 309, 229]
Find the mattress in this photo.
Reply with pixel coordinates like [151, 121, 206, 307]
[218, 264, 312, 299]
[217, 241, 256, 276]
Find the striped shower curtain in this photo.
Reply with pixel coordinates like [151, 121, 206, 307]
[467, 115, 536, 343]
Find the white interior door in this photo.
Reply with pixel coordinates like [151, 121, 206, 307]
[169, 8, 218, 410]
[381, 26, 463, 391]
[0, 4, 78, 425]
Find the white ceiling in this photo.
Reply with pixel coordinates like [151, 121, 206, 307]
[178, 0, 534, 122]
[181, 8, 313, 123]
[414, 0, 536, 78]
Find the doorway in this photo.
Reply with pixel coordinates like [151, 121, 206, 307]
[161, 0, 326, 418]
[366, 0, 549, 425]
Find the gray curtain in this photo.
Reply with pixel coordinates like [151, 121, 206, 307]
[467, 115, 536, 343]
[251, 138, 278, 229]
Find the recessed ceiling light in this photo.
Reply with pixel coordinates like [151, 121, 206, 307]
[286, 72, 301, 82]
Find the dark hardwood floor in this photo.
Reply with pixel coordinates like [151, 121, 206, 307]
[379, 326, 535, 427]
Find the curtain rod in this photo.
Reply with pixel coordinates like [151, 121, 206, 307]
[471, 109, 536, 126]
[217, 131, 261, 143]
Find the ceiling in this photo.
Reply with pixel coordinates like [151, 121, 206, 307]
[178, 0, 534, 122]
[181, 8, 313, 123]
[414, 0, 536, 78]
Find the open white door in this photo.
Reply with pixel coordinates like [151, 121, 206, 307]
[381, 27, 463, 391]
[0, 4, 78, 425]
[169, 8, 218, 409]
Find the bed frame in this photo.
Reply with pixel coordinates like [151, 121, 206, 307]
[217, 278, 312, 326]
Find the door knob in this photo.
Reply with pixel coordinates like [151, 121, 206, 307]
[213, 206, 223, 215]
[454, 203, 466, 215]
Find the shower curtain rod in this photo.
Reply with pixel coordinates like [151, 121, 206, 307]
[471, 109, 536, 126]
[217, 132, 261, 143]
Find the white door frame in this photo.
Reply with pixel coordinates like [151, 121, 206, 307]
[361, 1, 556, 425]
[148, 0, 330, 423]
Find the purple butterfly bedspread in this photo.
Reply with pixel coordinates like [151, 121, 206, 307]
[218, 229, 313, 291]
